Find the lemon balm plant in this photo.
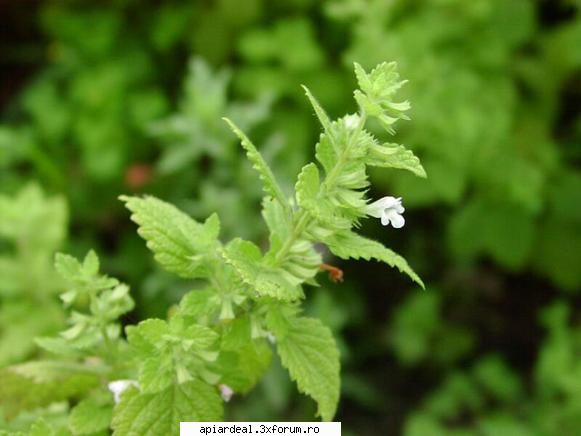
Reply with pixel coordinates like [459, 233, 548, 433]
[0, 62, 425, 435]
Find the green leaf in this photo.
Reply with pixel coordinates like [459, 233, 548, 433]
[0, 300, 64, 365]
[217, 318, 272, 393]
[35, 336, 82, 357]
[69, 397, 113, 435]
[54, 253, 82, 280]
[295, 163, 320, 209]
[121, 196, 219, 278]
[315, 133, 338, 175]
[221, 239, 303, 301]
[126, 319, 173, 392]
[277, 317, 340, 422]
[217, 341, 272, 394]
[139, 354, 175, 394]
[0, 362, 100, 418]
[353, 62, 409, 134]
[262, 197, 292, 246]
[82, 250, 100, 276]
[265, 304, 299, 341]
[325, 231, 424, 288]
[367, 142, 426, 178]
[54, 250, 119, 306]
[112, 381, 223, 436]
[126, 319, 169, 355]
[301, 85, 333, 136]
[223, 118, 288, 209]
[179, 289, 221, 322]
[29, 419, 64, 436]
[91, 284, 134, 321]
[127, 317, 220, 392]
[0, 183, 67, 251]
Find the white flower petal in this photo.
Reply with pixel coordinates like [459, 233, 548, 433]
[366, 201, 384, 218]
[367, 196, 399, 218]
[380, 212, 391, 226]
[108, 380, 139, 404]
[389, 212, 405, 228]
[219, 384, 234, 402]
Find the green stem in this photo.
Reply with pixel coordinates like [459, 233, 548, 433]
[322, 112, 367, 192]
[100, 325, 116, 363]
[272, 113, 368, 266]
[273, 210, 311, 265]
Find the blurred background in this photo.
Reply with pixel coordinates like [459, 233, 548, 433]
[1, 0, 580, 434]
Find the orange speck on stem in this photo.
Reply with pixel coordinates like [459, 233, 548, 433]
[319, 263, 344, 283]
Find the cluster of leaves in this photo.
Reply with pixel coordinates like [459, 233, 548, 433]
[0, 63, 425, 434]
[1, 1, 336, 313]
[118, 61, 423, 426]
[0, 185, 67, 366]
[148, 58, 271, 240]
[1, 0, 580, 433]
[0, 250, 133, 434]
[330, 0, 581, 288]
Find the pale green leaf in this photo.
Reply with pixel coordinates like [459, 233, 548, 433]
[264, 304, 299, 341]
[139, 355, 174, 393]
[367, 142, 426, 178]
[112, 381, 223, 436]
[353, 62, 409, 134]
[121, 196, 219, 278]
[0, 183, 67, 251]
[126, 319, 169, 357]
[315, 133, 338, 175]
[1, 301, 64, 365]
[301, 85, 333, 136]
[262, 197, 291, 245]
[0, 363, 100, 418]
[127, 318, 219, 393]
[277, 317, 340, 422]
[221, 239, 303, 301]
[217, 341, 272, 394]
[54, 253, 82, 281]
[218, 318, 272, 393]
[69, 397, 113, 435]
[223, 118, 288, 209]
[82, 250, 100, 276]
[30, 419, 63, 436]
[295, 163, 320, 209]
[325, 231, 424, 288]
[54, 250, 119, 306]
[179, 289, 220, 321]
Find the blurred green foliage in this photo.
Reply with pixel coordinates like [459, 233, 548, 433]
[0, 185, 67, 366]
[1, 0, 580, 434]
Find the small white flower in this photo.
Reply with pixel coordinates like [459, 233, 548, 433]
[344, 114, 360, 130]
[108, 380, 139, 404]
[366, 196, 405, 228]
[219, 384, 234, 402]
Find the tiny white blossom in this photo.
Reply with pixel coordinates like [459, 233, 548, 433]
[344, 114, 360, 130]
[366, 196, 405, 228]
[219, 384, 234, 402]
[108, 380, 139, 404]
